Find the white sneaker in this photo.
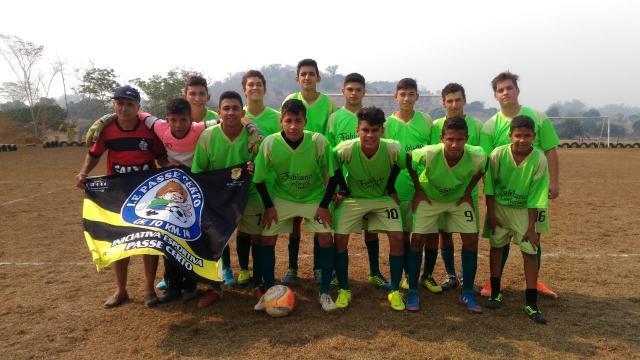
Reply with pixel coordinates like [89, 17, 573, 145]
[254, 294, 266, 312]
[319, 293, 337, 312]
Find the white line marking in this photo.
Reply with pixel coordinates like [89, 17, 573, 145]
[0, 198, 24, 206]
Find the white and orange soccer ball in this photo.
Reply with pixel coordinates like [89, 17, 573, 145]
[262, 285, 296, 317]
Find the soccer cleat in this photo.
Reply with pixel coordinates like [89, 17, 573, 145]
[197, 288, 223, 308]
[330, 274, 339, 287]
[313, 269, 322, 284]
[237, 269, 251, 286]
[485, 293, 504, 310]
[155, 278, 167, 290]
[280, 269, 298, 285]
[158, 290, 180, 303]
[406, 290, 420, 312]
[524, 304, 547, 324]
[421, 275, 443, 293]
[368, 273, 392, 291]
[182, 289, 198, 302]
[536, 281, 559, 299]
[480, 281, 492, 297]
[400, 276, 409, 290]
[441, 275, 460, 291]
[222, 267, 237, 286]
[335, 289, 352, 309]
[319, 293, 337, 312]
[388, 290, 405, 311]
[458, 292, 483, 314]
[254, 294, 266, 312]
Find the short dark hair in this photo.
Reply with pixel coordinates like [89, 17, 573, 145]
[281, 98, 307, 118]
[184, 74, 208, 93]
[441, 116, 468, 136]
[297, 59, 319, 76]
[166, 98, 191, 116]
[396, 78, 418, 93]
[491, 71, 519, 92]
[441, 83, 466, 101]
[219, 91, 243, 107]
[510, 115, 535, 133]
[344, 72, 365, 87]
[242, 70, 267, 91]
[357, 106, 386, 127]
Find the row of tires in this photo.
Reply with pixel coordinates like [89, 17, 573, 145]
[0, 144, 18, 152]
[559, 142, 640, 149]
[43, 141, 86, 148]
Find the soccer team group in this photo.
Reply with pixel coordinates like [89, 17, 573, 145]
[76, 58, 561, 324]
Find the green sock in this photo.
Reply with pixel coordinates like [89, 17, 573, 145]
[263, 245, 276, 289]
[461, 249, 478, 293]
[407, 250, 422, 291]
[424, 247, 438, 278]
[500, 244, 510, 276]
[364, 239, 380, 275]
[236, 234, 251, 270]
[389, 254, 405, 291]
[251, 244, 263, 287]
[222, 246, 231, 269]
[313, 234, 320, 271]
[319, 246, 335, 294]
[335, 250, 350, 290]
[287, 235, 300, 270]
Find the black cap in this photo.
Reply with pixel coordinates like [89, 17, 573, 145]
[112, 85, 141, 102]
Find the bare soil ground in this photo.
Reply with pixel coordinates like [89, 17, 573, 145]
[1, 147, 639, 359]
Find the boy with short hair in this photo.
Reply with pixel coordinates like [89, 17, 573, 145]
[427, 83, 484, 291]
[252, 99, 335, 311]
[281, 59, 338, 285]
[324, 73, 390, 290]
[190, 90, 260, 308]
[480, 71, 560, 299]
[406, 117, 486, 313]
[384, 78, 434, 292]
[327, 106, 406, 310]
[184, 74, 218, 122]
[483, 115, 550, 324]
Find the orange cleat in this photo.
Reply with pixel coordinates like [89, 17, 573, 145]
[480, 282, 492, 297]
[197, 288, 223, 308]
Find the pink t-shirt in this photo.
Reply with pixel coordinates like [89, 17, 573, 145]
[151, 121, 207, 167]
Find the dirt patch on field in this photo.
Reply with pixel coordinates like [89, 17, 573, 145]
[1, 147, 639, 359]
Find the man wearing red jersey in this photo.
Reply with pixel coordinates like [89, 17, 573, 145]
[75, 85, 167, 308]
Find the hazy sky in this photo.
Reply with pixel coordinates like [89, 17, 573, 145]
[1, 0, 638, 110]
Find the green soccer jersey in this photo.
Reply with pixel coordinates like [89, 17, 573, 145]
[484, 144, 549, 209]
[431, 115, 483, 147]
[283, 92, 337, 134]
[253, 130, 331, 203]
[325, 107, 359, 148]
[480, 106, 560, 155]
[202, 108, 218, 121]
[411, 143, 487, 202]
[384, 111, 433, 201]
[333, 138, 406, 199]
[191, 124, 257, 199]
[244, 106, 281, 136]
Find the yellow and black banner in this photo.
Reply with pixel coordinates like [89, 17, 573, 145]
[83, 165, 249, 283]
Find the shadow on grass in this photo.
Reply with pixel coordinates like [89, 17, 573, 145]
[156, 277, 640, 357]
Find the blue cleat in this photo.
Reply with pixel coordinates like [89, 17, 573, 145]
[156, 278, 167, 290]
[458, 292, 483, 314]
[222, 267, 237, 286]
[406, 290, 420, 312]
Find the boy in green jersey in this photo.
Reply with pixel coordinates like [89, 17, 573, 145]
[190, 91, 259, 308]
[281, 59, 338, 285]
[252, 99, 336, 312]
[229, 70, 282, 287]
[324, 73, 390, 290]
[483, 115, 550, 324]
[427, 83, 483, 291]
[384, 78, 435, 292]
[406, 117, 486, 313]
[479, 71, 560, 299]
[324, 107, 406, 310]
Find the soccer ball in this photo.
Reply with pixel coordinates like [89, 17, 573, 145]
[262, 285, 296, 317]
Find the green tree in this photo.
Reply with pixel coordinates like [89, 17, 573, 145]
[632, 119, 640, 135]
[131, 68, 191, 117]
[556, 119, 583, 139]
[546, 106, 560, 117]
[77, 67, 120, 104]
